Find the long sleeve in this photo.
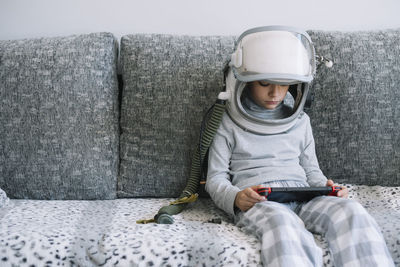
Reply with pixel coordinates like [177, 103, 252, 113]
[205, 119, 241, 216]
[299, 116, 328, 186]
[206, 112, 328, 216]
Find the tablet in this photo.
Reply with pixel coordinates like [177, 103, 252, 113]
[256, 186, 341, 203]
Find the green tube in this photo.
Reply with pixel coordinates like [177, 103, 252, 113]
[154, 99, 226, 224]
[181, 100, 226, 197]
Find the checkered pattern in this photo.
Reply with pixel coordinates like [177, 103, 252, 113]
[299, 196, 394, 267]
[235, 182, 394, 267]
[237, 200, 323, 267]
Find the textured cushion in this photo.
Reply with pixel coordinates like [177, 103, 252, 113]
[307, 29, 400, 186]
[0, 33, 120, 199]
[119, 30, 400, 197]
[0, 185, 399, 266]
[119, 34, 235, 197]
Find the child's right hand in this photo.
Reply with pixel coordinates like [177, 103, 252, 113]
[234, 185, 266, 212]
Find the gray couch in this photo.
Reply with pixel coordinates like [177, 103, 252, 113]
[0, 29, 399, 266]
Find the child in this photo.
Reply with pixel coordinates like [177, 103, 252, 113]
[205, 26, 394, 267]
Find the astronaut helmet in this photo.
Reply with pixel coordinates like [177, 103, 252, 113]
[224, 25, 317, 135]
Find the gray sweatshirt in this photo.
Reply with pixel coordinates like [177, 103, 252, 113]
[205, 99, 327, 216]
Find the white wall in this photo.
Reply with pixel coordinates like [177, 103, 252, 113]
[1, 0, 400, 40]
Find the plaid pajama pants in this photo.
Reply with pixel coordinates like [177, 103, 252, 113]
[235, 181, 394, 267]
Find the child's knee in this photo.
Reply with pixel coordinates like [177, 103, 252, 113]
[326, 198, 378, 229]
[334, 198, 367, 215]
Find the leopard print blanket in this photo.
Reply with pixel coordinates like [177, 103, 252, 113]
[1, 184, 399, 266]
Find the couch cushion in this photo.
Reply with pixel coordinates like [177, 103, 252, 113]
[119, 30, 400, 197]
[0, 185, 398, 266]
[0, 33, 120, 199]
[119, 34, 235, 197]
[307, 29, 400, 186]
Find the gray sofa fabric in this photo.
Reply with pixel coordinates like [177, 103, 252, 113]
[308, 29, 400, 186]
[120, 30, 400, 198]
[119, 34, 235, 197]
[0, 33, 120, 200]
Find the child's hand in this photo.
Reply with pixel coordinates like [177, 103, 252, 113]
[234, 185, 265, 212]
[326, 179, 348, 198]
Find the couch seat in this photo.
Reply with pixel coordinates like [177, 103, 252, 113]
[1, 184, 399, 266]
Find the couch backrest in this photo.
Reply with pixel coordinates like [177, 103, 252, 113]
[2, 29, 398, 200]
[120, 30, 400, 198]
[119, 34, 235, 197]
[0, 32, 120, 199]
[308, 29, 400, 186]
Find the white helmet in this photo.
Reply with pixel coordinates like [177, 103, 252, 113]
[223, 25, 317, 134]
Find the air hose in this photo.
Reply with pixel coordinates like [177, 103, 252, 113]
[136, 95, 227, 224]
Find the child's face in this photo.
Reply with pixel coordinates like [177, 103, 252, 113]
[249, 81, 289, 110]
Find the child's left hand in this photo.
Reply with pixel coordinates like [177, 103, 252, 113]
[326, 179, 348, 198]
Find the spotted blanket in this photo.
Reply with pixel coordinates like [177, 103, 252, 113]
[1, 184, 399, 266]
